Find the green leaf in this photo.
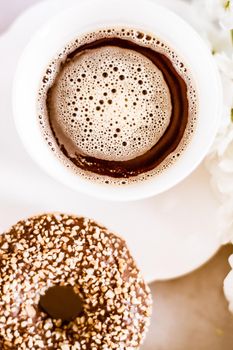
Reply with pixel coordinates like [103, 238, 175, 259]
[231, 108, 233, 123]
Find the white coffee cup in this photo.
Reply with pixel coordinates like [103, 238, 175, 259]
[13, 0, 222, 201]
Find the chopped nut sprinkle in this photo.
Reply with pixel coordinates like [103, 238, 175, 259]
[0, 213, 152, 349]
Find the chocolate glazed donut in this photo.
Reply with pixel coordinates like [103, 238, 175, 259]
[0, 214, 152, 349]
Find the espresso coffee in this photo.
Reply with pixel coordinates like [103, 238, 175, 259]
[38, 28, 197, 185]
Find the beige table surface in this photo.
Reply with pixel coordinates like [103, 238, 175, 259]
[1, 1, 233, 349]
[143, 245, 233, 350]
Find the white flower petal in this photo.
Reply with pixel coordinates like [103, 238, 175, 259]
[217, 128, 233, 156]
[224, 268, 233, 313]
[212, 31, 233, 54]
[217, 173, 233, 193]
[220, 76, 233, 107]
[229, 254, 233, 267]
[220, 12, 233, 30]
[219, 158, 233, 172]
[214, 52, 233, 79]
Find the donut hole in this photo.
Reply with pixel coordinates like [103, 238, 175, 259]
[39, 285, 83, 322]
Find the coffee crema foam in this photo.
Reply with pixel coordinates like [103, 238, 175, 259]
[38, 28, 198, 185]
[48, 46, 172, 162]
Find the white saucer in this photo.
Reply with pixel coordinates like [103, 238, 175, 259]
[0, 0, 222, 282]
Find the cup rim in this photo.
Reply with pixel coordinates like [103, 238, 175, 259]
[13, 0, 222, 201]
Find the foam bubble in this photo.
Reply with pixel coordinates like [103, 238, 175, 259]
[38, 27, 198, 185]
[49, 46, 172, 161]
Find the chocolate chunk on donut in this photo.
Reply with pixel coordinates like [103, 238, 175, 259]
[0, 213, 152, 349]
